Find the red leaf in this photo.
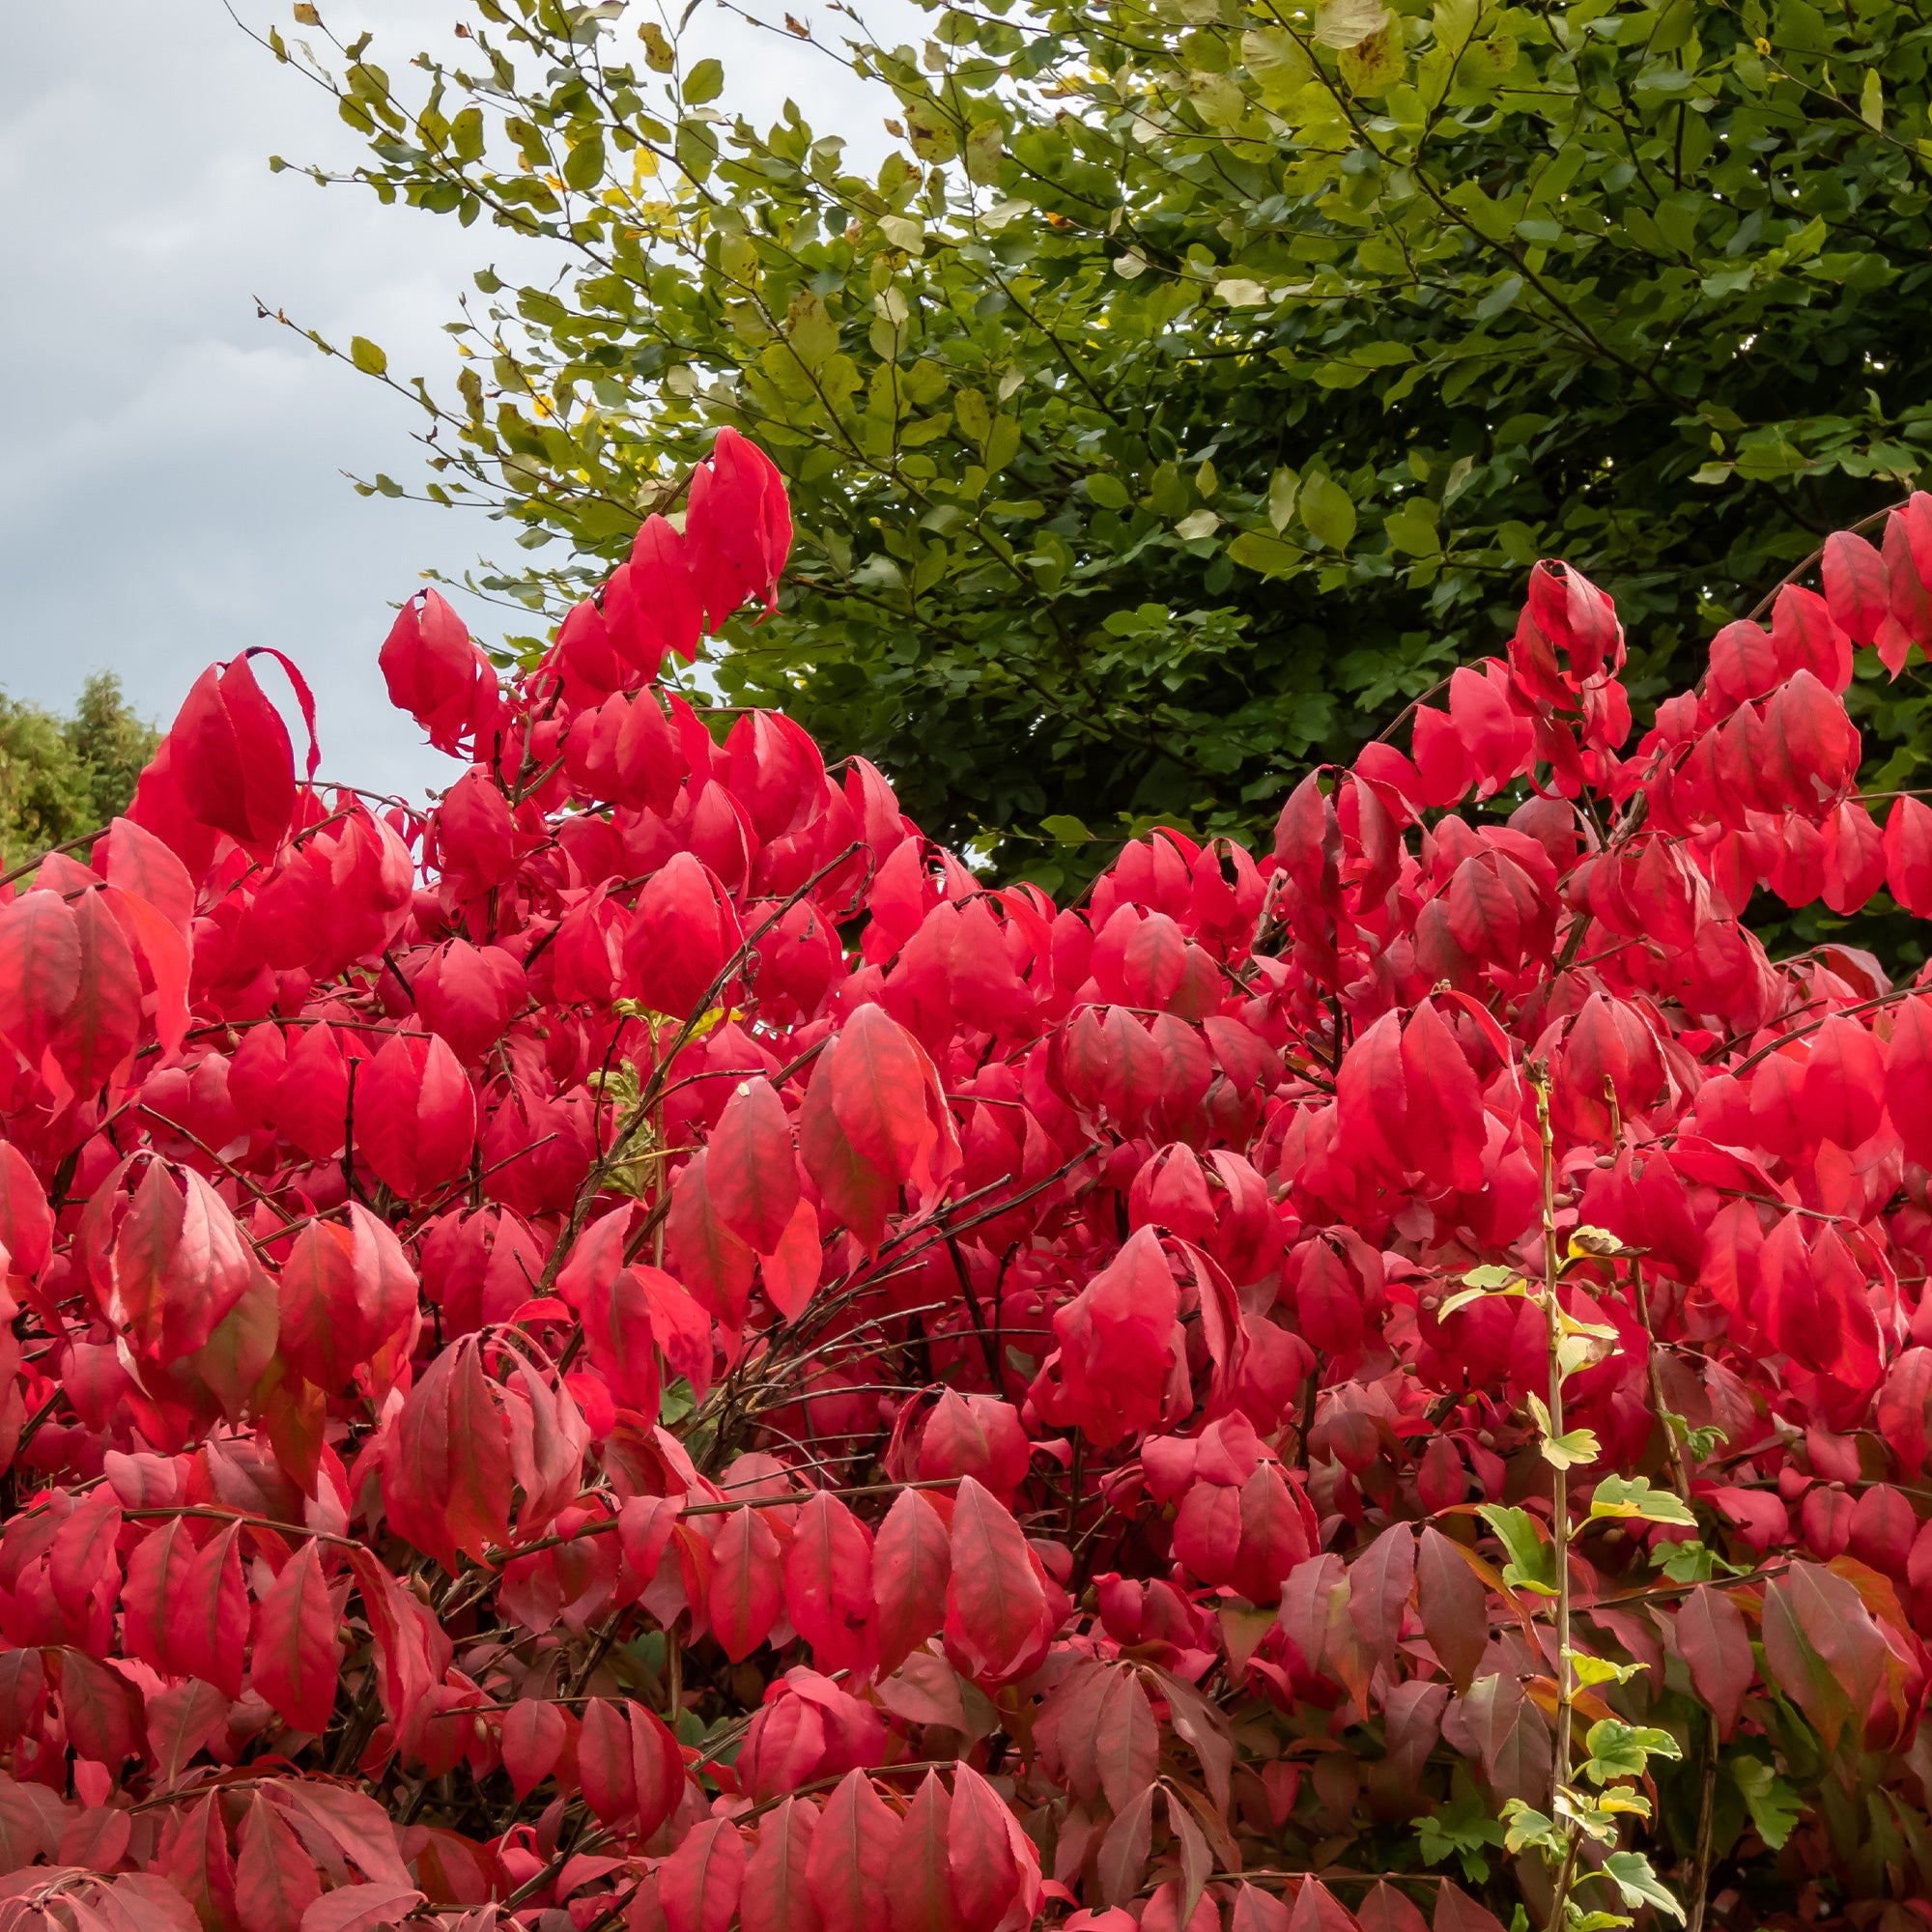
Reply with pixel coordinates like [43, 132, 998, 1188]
[1050, 1226, 1179, 1450]
[501, 1698, 566, 1803]
[236, 1790, 323, 1932]
[808, 1769, 900, 1932]
[382, 587, 492, 752]
[623, 852, 744, 1018]
[290, 1883, 427, 1932]
[1824, 527, 1890, 643]
[875, 1488, 952, 1678]
[1886, 796, 1932, 916]
[1357, 1884, 1430, 1932]
[1290, 1879, 1357, 1932]
[148, 1677, 230, 1786]
[53, 1648, 144, 1768]
[177, 1522, 249, 1700]
[742, 1796, 819, 1932]
[347, 1548, 449, 1731]
[828, 1003, 933, 1182]
[435, 767, 518, 886]
[632, 1698, 688, 1840]
[0, 890, 79, 1063]
[1415, 1527, 1489, 1694]
[383, 1336, 513, 1571]
[48, 888, 141, 1090]
[103, 1161, 257, 1364]
[949, 1761, 1032, 1932]
[249, 1541, 341, 1736]
[1348, 1523, 1415, 1670]
[123, 1518, 197, 1678]
[917, 1391, 1031, 1501]
[1230, 1463, 1313, 1605]
[1879, 1347, 1932, 1477]
[578, 1696, 637, 1823]
[785, 1491, 874, 1676]
[279, 1205, 417, 1394]
[1234, 1888, 1293, 1932]
[944, 1476, 1047, 1681]
[1434, 1887, 1507, 1932]
[1093, 1665, 1159, 1815]
[355, 1031, 477, 1200]
[688, 427, 792, 621]
[799, 1052, 898, 1250]
[707, 1076, 800, 1253]
[890, 1771, 963, 1932]
[1887, 995, 1932, 1167]
[709, 1504, 784, 1662]
[759, 1195, 822, 1322]
[168, 654, 298, 850]
[49, 1489, 123, 1624]
[661, 1815, 747, 1932]
[0, 1142, 53, 1280]
[1673, 1584, 1752, 1740]
[667, 1152, 756, 1327]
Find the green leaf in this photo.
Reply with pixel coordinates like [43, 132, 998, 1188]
[1568, 1650, 1642, 1689]
[1861, 68, 1884, 130]
[964, 119, 1004, 185]
[1228, 529, 1303, 576]
[1589, 1475, 1696, 1526]
[562, 133, 606, 191]
[1416, 1788, 1506, 1880]
[349, 336, 388, 377]
[1267, 467, 1299, 531]
[1038, 814, 1095, 844]
[1525, 1394, 1600, 1469]
[1383, 507, 1440, 559]
[1732, 1757, 1803, 1849]
[1599, 1851, 1685, 1922]
[1462, 1264, 1519, 1290]
[1498, 1800, 1561, 1856]
[1436, 1274, 1526, 1321]
[1477, 1503, 1557, 1596]
[683, 58, 724, 104]
[1299, 472, 1356, 551]
[1084, 472, 1131, 511]
[1581, 1719, 1684, 1784]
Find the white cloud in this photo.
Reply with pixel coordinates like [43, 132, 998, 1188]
[0, 0, 923, 801]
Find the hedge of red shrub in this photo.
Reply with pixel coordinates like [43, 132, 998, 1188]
[3, 435, 1932, 1932]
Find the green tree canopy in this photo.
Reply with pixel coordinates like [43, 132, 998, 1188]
[257, 0, 1932, 885]
[0, 674, 159, 870]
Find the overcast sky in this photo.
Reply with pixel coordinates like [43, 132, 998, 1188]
[0, 0, 915, 798]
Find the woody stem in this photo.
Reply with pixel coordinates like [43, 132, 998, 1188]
[1534, 1068, 1578, 1926]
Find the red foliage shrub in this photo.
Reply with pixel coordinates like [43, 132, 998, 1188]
[3, 433, 1932, 1929]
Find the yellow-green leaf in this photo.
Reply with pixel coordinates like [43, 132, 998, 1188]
[1861, 69, 1883, 130]
[1314, 0, 1390, 49]
[1299, 471, 1356, 550]
[639, 21, 675, 71]
[1588, 1475, 1695, 1525]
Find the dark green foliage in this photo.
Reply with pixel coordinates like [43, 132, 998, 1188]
[0, 675, 160, 868]
[257, 0, 1932, 883]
